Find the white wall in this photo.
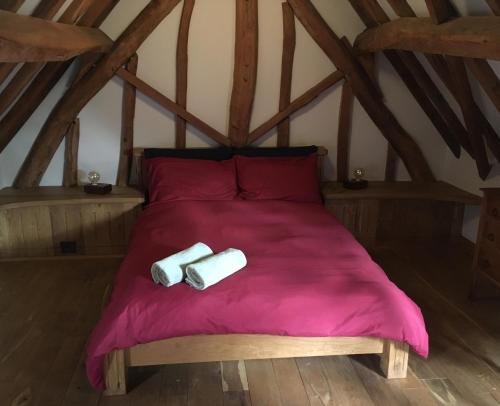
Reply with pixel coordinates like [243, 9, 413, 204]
[1, 0, 499, 240]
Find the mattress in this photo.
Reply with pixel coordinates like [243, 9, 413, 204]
[86, 200, 428, 390]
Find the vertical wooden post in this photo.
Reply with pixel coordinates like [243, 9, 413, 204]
[277, 2, 296, 147]
[336, 83, 353, 182]
[104, 349, 127, 396]
[380, 340, 409, 379]
[117, 54, 138, 186]
[175, 0, 195, 149]
[228, 0, 258, 147]
[63, 119, 80, 187]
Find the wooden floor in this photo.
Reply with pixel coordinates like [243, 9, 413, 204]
[1, 241, 500, 406]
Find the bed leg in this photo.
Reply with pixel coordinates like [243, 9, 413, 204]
[104, 350, 128, 396]
[380, 340, 409, 379]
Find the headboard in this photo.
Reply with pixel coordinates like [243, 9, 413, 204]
[129, 146, 328, 189]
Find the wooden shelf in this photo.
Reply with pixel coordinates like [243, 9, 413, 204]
[0, 186, 144, 209]
[321, 181, 481, 205]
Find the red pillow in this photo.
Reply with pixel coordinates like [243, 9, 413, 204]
[236, 154, 321, 203]
[146, 157, 237, 202]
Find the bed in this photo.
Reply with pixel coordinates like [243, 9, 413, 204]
[87, 148, 428, 395]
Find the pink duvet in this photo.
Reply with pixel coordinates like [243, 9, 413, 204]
[86, 200, 428, 390]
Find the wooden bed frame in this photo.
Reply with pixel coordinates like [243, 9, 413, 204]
[103, 146, 410, 396]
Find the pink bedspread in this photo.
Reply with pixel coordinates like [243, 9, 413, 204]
[86, 200, 428, 390]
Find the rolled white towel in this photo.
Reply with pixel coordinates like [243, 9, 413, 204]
[185, 248, 247, 291]
[151, 242, 213, 287]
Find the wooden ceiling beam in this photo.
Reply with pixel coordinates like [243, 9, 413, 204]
[0, 0, 119, 155]
[0, 11, 113, 63]
[288, 0, 434, 181]
[385, 0, 500, 163]
[0, 0, 25, 12]
[465, 58, 500, 113]
[349, 0, 464, 157]
[0, 0, 67, 85]
[0, 0, 96, 116]
[14, 0, 183, 188]
[356, 16, 500, 61]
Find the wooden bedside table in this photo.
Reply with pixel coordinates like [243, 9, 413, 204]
[0, 186, 144, 260]
[322, 181, 481, 249]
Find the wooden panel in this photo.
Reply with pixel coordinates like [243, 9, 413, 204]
[63, 119, 80, 188]
[126, 335, 384, 367]
[0, 10, 113, 63]
[221, 360, 251, 405]
[277, 2, 296, 147]
[228, 0, 258, 147]
[175, 0, 195, 149]
[117, 54, 138, 186]
[0, 187, 142, 259]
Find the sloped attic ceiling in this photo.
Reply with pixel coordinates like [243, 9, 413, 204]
[0, 0, 499, 187]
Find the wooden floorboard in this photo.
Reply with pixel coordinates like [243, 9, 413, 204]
[0, 243, 499, 405]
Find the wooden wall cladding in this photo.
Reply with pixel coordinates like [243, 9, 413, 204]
[0, 203, 141, 259]
[0, 187, 143, 259]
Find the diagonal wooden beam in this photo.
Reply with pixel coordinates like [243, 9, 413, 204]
[0, 0, 25, 12]
[14, 0, 183, 188]
[287, 0, 434, 181]
[465, 58, 500, 114]
[117, 69, 229, 147]
[385, 0, 500, 163]
[446, 56, 490, 179]
[248, 71, 345, 144]
[485, 0, 500, 15]
[0, 0, 95, 116]
[356, 17, 500, 61]
[0, 1, 119, 156]
[277, 2, 296, 147]
[175, 0, 195, 149]
[228, 0, 258, 147]
[425, 0, 456, 24]
[349, 0, 463, 157]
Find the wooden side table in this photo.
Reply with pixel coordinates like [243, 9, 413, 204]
[321, 181, 481, 249]
[0, 186, 144, 260]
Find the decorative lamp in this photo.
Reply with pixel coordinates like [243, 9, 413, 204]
[84, 170, 112, 195]
[343, 167, 368, 190]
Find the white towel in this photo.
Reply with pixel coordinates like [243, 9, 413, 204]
[151, 242, 213, 287]
[185, 248, 247, 290]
